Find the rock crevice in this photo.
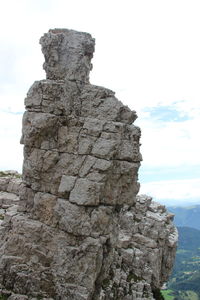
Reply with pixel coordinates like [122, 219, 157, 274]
[0, 29, 177, 300]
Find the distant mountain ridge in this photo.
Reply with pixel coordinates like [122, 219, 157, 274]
[177, 226, 200, 250]
[168, 204, 200, 230]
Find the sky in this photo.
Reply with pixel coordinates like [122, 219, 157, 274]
[0, 0, 200, 206]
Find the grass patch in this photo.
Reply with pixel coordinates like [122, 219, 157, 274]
[161, 289, 175, 300]
[162, 290, 199, 300]
[0, 295, 9, 300]
[0, 171, 7, 177]
[179, 290, 199, 300]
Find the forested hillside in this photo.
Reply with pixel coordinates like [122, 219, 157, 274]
[162, 226, 200, 300]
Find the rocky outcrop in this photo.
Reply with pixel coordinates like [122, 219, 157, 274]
[0, 171, 22, 227]
[0, 29, 178, 300]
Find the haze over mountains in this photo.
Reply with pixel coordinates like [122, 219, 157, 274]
[168, 205, 200, 230]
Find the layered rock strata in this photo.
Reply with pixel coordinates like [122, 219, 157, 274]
[0, 29, 178, 300]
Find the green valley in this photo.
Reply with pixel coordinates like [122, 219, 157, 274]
[162, 226, 200, 300]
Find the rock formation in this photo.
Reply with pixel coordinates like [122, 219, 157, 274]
[0, 29, 178, 300]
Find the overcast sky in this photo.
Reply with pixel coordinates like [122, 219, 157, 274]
[1, 0, 200, 206]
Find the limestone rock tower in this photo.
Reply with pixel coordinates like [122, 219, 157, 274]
[0, 29, 178, 300]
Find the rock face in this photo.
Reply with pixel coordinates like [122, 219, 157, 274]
[0, 29, 178, 300]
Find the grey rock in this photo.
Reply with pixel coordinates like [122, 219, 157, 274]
[8, 295, 28, 300]
[0, 171, 22, 195]
[58, 175, 76, 195]
[40, 28, 95, 82]
[0, 28, 177, 300]
[69, 178, 102, 206]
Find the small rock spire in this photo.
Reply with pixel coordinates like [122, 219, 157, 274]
[40, 28, 95, 82]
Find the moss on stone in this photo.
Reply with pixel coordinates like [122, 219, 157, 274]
[127, 271, 143, 282]
[102, 278, 110, 289]
[0, 294, 9, 300]
[0, 171, 7, 177]
[153, 288, 165, 300]
[111, 282, 118, 298]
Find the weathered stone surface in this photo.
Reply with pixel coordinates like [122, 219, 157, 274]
[0, 29, 177, 300]
[69, 178, 102, 206]
[58, 175, 76, 195]
[40, 28, 95, 82]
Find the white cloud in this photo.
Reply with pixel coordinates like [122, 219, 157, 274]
[140, 178, 200, 203]
[0, 111, 23, 172]
[1, 0, 200, 109]
[0, 0, 200, 206]
[137, 117, 200, 167]
[0, 91, 25, 113]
